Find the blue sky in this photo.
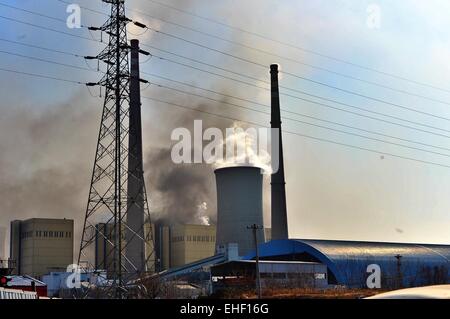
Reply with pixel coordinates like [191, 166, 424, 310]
[1, 0, 450, 249]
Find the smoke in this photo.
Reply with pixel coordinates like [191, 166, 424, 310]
[144, 147, 216, 225]
[0, 0, 280, 262]
[142, 98, 248, 226]
[0, 87, 100, 259]
[212, 123, 274, 174]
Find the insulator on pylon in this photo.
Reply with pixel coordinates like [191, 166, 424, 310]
[133, 21, 146, 29]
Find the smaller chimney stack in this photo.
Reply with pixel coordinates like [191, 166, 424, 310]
[270, 64, 289, 240]
[126, 39, 146, 274]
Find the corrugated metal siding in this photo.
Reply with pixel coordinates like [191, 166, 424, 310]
[245, 239, 450, 288]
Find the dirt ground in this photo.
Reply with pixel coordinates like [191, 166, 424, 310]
[214, 287, 388, 299]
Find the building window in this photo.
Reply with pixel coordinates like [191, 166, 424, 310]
[22, 231, 33, 239]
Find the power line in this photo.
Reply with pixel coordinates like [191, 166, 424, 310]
[10, 3, 450, 117]
[122, 5, 450, 104]
[141, 95, 450, 171]
[0, 15, 101, 44]
[143, 0, 450, 94]
[142, 72, 267, 107]
[0, 49, 96, 73]
[61, 0, 450, 103]
[0, 12, 450, 142]
[0, 37, 85, 57]
[0, 2, 68, 24]
[6, 22, 449, 152]
[148, 82, 450, 158]
[142, 27, 450, 121]
[149, 53, 450, 138]
[1, 63, 450, 170]
[55, 0, 108, 17]
[0, 67, 84, 84]
[3, 13, 450, 140]
[0, 11, 450, 138]
[134, 44, 450, 131]
[141, 46, 450, 136]
[144, 73, 450, 153]
[2, 41, 449, 154]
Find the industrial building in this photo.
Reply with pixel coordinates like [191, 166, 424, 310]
[138, 64, 450, 297]
[95, 222, 124, 276]
[170, 224, 216, 268]
[0, 226, 6, 260]
[211, 260, 328, 292]
[160, 238, 450, 293]
[95, 221, 156, 276]
[10, 218, 74, 278]
[155, 224, 216, 270]
[264, 228, 272, 243]
[41, 270, 107, 298]
[244, 239, 450, 289]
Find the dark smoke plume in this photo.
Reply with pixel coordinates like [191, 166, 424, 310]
[143, 100, 240, 226]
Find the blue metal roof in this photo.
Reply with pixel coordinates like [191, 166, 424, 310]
[244, 239, 450, 288]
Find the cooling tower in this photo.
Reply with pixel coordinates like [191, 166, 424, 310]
[215, 166, 265, 256]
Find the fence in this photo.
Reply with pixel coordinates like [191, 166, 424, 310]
[0, 287, 38, 299]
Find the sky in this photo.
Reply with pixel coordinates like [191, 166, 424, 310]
[1, 0, 450, 258]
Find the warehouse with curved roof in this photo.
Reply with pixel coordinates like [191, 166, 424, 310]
[244, 239, 450, 288]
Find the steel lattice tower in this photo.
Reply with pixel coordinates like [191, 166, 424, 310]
[78, 0, 154, 298]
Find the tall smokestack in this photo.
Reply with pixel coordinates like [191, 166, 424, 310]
[126, 39, 145, 273]
[270, 64, 289, 240]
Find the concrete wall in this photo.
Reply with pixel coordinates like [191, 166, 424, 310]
[215, 167, 265, 256]
[10, 221, 21, 275]
[144, 222, 156, 273]
[264, 228, 272, 243]
[0, 226, 6, 260]
[170, 224, 216, 268]
[95, 222, 155, 276]
[11, 219, 74, 277]
[161, 226, 170, 271]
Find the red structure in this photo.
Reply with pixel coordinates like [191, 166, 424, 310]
[4, 275, 47, 297]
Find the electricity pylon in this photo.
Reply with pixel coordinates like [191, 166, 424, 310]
[78, 0, 154, 298]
